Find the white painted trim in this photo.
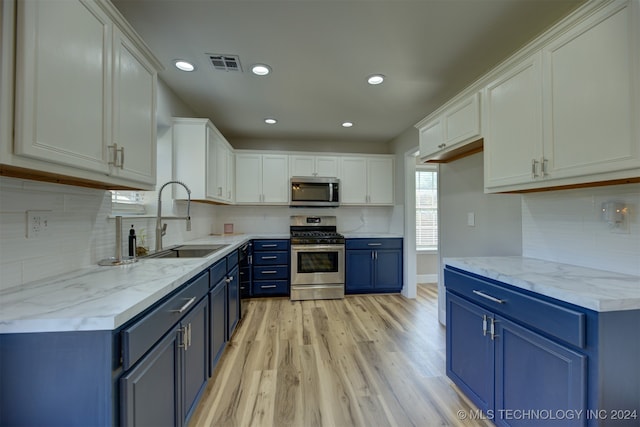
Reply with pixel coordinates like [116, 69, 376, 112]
[401, 148, 418, 299]
[417, 274, 438, 284]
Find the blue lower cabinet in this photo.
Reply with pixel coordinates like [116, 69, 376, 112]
[494, 315, 586, 427]
[227, 264, 240, 338]
[121, 325, 180, 427]
[209, 276, 227, 372]
[446, 292, 494, 415]
[444, 266, 640, 427]
[121, 295, 209, 427]
[345, 238, 403, 294]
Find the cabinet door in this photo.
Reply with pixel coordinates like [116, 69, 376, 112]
[543, 2, 640, 180]
[235, 153, 262, 203]
[374, 249, 402, 291]
[494, 315, 586, 427]
[209, 280, 228, 372]
[444, 92, 480, 145]
[227, 265, 240, 338]
[419, 119, 444, 158]
[315, 156, 339, 177]
[340, 157, 368, 204]
[120, 325, 180, 427]
[290, 155, 315, 176]
[214, 138, 229, 200]
[345, 250, 374, 293]
[111, 28, 156, 184]
[182, 298, 209, 426]
[446, 292, 494, 415]
[367, 157, 393, 204]
[14, 0, 110, 173]
[484, 52, 544, 189]
[261, 154, 289, 203]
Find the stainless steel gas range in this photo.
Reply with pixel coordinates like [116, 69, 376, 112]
[290, 215, 345, 301]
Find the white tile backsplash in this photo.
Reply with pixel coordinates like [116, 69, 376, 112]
[522, 183, 640, 275]
[0, 176, 218, 291]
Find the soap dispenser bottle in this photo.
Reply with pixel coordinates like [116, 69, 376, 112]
[128, 225, 137, 257]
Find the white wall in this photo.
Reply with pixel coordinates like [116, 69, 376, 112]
[438, 151, 523, 323]
[522, 183, 640, 276]
[213, 205, 394, 236]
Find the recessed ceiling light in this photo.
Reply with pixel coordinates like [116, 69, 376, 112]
[264, 118, 277, 124]
[174, 60, 195, 72]
[342, 121, 354, 128]
[367, 74, 385, 85]
[252, 64, 271, 76]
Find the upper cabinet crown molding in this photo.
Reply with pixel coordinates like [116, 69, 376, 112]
[1, 0, 162, 190]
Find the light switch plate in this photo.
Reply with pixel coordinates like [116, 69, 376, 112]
[467, 212, 475, 227]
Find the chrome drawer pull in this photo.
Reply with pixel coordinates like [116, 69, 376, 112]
[171, 296, 196, 314]
[261, 285, 277, 289]
[261, 256, 278, 260]
[472, 290, 505, 304]
[367, 243, 382, 246]
[262, 244, 278, 248]
[261, 270, 277, 274]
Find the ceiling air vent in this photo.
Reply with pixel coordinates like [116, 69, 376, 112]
[207, 54, 242, 72]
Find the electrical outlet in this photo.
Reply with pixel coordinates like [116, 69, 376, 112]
[26, 211, 51, 239]
[467, 212, 475, 227]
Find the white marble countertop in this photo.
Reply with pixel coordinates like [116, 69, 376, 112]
[444, 256, 640, 312]
[0, 234, 274, 334]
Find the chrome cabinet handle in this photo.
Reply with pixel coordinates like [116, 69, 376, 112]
[261, 270, 277, 274]
[541, 157, 548, 176]
[472, 290, 505, 304]
[367, 243, 382, 246]
[262, 244, 278, 248]
[261, 256, 278, 260]
[171, 296, 196, 314]
[108, 144, 124, 168]
[482, 315, 488, 336]
[531, 159, 539, 178]
[490, 318, 498, 340]
[261, 284, 277, 289]
[119, 146, 125, 169]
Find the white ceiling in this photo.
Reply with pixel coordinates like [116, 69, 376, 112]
[112, 0, 584, 146]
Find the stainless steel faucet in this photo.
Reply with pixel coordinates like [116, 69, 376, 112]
[155, 180, 192, 251]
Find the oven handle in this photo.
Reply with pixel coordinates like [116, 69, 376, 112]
[291, 244, 345, 252]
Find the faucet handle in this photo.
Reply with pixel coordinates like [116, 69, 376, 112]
[162, 223, 168, 236]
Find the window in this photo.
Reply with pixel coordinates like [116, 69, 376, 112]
[416, 167, 438, 251]
[111, 190, 146, 215]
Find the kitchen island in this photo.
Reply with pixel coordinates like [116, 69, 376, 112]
[444, 256, 640, 427]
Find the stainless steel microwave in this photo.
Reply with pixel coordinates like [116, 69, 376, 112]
[290, 177, 340, 207]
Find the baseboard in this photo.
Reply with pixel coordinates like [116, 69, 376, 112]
[417, 274, 438, 284]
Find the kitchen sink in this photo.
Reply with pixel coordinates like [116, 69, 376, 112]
[143, 244, 229, 259]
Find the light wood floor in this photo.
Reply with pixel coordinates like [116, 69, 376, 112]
[189, 284, 490, 427]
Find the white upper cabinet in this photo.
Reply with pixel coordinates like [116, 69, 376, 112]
[289, 154, 339, 177]
[111, 27, 157, 184]
[7, 0, 161, 189]
[173, 118, 234, 204]
[541, 1, 639, 182]
[418, 92, 481, 161]
[484, 52, 544, 188]
[14, 0, 111, 174]
[484, 0, 640, 192]
[235, 152, 289, 204]
[339, 156, 394, 205]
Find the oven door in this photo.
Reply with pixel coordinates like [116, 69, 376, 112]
[290, 244, 345, 285]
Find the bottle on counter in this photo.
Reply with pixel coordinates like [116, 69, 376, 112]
[128, 225, 137, 257]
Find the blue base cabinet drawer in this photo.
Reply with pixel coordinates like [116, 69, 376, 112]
[251, 239, 290, 297]
[252, 280, 289, 296]
[253, 265, 288, 280]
